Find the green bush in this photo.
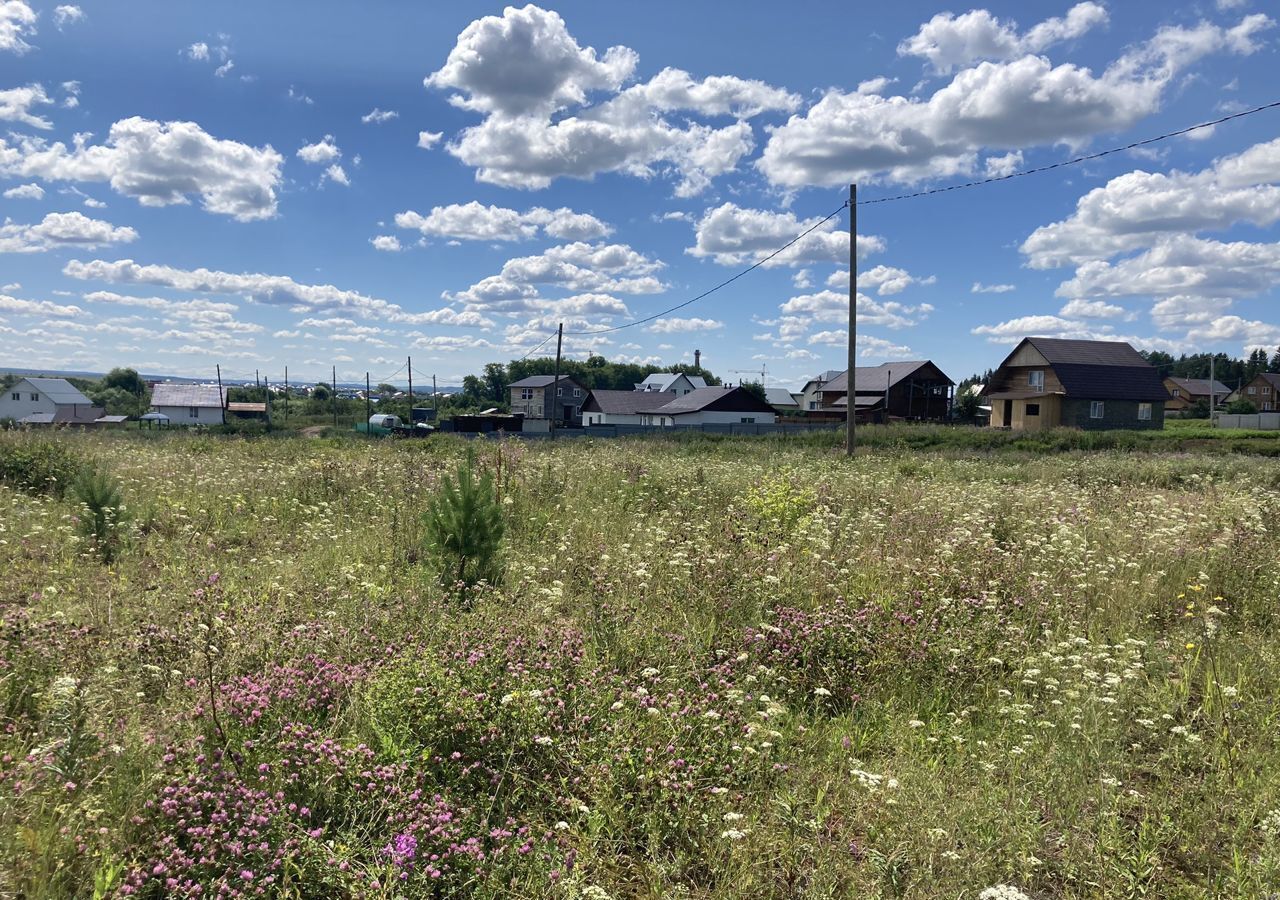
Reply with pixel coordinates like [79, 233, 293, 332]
[422, 455, 505, 589]
[0, 434, 83, 497]
[72, 466, 129, 561]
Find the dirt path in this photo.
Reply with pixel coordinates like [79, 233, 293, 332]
[300, 425, 328, 438]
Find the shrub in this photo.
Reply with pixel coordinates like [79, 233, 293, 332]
[0, 434, 83, 497]
[72, 466, 128, 562]
[422, 455, 505, 589]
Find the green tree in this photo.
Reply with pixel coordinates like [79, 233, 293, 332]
[101, 367, 146, 396]
[737, 380, 767, 402]
[422, 456, 505, 590]
[1226, 398, 1258, 415]
[311, 383, 331, 401]
[376, 383, 398, 397]
[73, 467, 129, 563]
[954, 390, 982, 423]
[1269, 348, 1280, 374]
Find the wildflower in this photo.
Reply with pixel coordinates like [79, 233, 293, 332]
[908, 719, 925, 728]
[979, 886, 1034, 900]
[813, 687, 832, 697]
[721, 828, 747, 840]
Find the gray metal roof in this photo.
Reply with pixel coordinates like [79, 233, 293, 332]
[765, 387, 799, 407]
[16, 377, 92, 406]
[635, 373, 709, 392]
[151, 383, 227, 408]
[823, 361, 951, 393]
[508, 375, 583, 389]
[584, 389, 676, 415]
[1165, 377, 1230, 396]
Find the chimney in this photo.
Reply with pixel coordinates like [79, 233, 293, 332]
[694, 349, 701, 369]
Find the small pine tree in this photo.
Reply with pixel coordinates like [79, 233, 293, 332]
[73, 467, 128, 562]
[423, 456, 505, 590]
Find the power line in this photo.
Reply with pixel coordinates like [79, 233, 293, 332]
[513, 330, 560, 361]
[856, 98, 1280, 206]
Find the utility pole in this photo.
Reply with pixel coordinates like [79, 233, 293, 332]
[549, 322, 564, 438]
[215, 364, 225, 425]
[365, 372, 371, 431]
[1210, 354, 1216, 425]
[407, 356, 413, 423]
[846, 183, 857, 456]
[432, 374, 437, 423]
[884, 368, 891, 425]
[332, 364, 337, 429]
[284, 366, 289, 424]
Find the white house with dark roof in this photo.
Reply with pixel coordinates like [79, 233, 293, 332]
[0, 377, 106, 424]
[150, 383, 227, 426]
[582, 389, 676, 425]
[634, 373, 708, 396]
[638, 386, 777, 426]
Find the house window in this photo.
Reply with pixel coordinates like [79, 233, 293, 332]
[1090, 401, 1105, 419]
[740, 417, 756, 424]
[1248, 386, 1257, 395]
[1264, 387, 1272, 395]
[808, 401, 816, 410]
[189, 407, 199, 418]
[1171, 388, 1181, 398]
[9, 392, 18, 402]
[573, 388, 582, 397]
[1028, 370, 1045, 389]
[1138, 403, 1152, 421]
[30, 393, 39, 401]
[1025, 403, 1040, 416]
[1264, 402, 1273, 411]
[520, 388, 533, 400]
[557, 387, 564, 396]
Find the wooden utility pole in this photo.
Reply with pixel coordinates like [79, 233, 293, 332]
[365, 372, 371, 430]
[215, 364, 225, 425]
[432, 374, 438, 422]
[284, 366, 289, 424]
[846, 184, 857, 455]
[550, 322, 564, 438]
[407, 356, 413, 421]
[332, 364, 337, 428]
[884, 368, 891, 425]
[1210, 355, 1216, 425]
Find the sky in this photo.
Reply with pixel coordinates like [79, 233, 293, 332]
[1, 0, 1278, 389]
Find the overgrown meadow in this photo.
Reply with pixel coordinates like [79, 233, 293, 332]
[3, 430, 1280, 899]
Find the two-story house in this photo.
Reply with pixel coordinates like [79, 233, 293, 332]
[983, 337, 1170, 431]
[633, 373, 708, 396]
[1234, 372, 1280, 411]
[1164, 377, 1230, 413]
[0, 377, 106, 424]
[815, 361, 954, 421]
[508, 375, 587, 426]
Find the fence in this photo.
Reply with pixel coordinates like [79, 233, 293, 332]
[1215, 413, 1280, 431]
[455, 421, 845, 440]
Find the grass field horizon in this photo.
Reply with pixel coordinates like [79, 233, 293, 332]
[2, 428, 1279, 898]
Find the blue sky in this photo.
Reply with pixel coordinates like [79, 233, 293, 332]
[1, 0, 1278, 389]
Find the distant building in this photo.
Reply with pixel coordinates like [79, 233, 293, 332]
[796, 369, 843, 411]
[816, 361, 954, 421]
[764, 387, 800, 414]
[638, 385, 777, 426]
[582, 390, 676, 426]
[633, 373, 708, 396]
[1163, 377, 1230, 413]
[0, 377, 106, 424]
[1233, 372, 1280, 411]
[508, 375, 588, 426]
[983, 337, 1170, 430]
[150, 383, 227, 426]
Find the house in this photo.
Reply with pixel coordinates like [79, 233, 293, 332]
[634, 373, 708, 396]
[582, 390, 676, 426]
[765, 387, 800, 414]
[796, 369, 843, 412]
[150, 383, 227, 426]
[816, 361, 954, 421]
[638, 386, 777, 426]
[1234, 373, 1280, 411]
[983, 337, 1170, 431]
[1163, 377, 1230, 413]
[508, 375, 588, 426]
[0, 377, 107, 424]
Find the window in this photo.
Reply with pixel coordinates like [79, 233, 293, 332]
[808, 401, 816, 410]
[30, 393, 39, 401]
[1171, 388, 1181, 398]
[573, 388, 582, 397]
[9, 392, 18, 402]
[1090, 401, 1105, 419]
[1025, 403, 1040, 416]
[1264, 386, 1272, 395]
[557, 387, 564, 396]
[1028, 370, 1045, 389]
[1265, 402, 1273, 411]
[1138, 403, 1152, 421]
[520, 388, 533, 400]
[740, 417, 756, 424]
[189, 406, 199, 418]
[1248, 386, 1257, 395]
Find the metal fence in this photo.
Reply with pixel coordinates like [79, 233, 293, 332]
[1215, 413, 1280, 431]
[455, 421, 845, 440]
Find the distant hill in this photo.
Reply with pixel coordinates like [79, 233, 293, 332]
[0, 367, 462, 392]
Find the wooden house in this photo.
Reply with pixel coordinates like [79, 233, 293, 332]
[815, 361, 953, 421]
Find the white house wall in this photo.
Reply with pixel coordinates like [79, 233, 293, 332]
[154, 404, 224, 426]
[0, 381, 59, 420]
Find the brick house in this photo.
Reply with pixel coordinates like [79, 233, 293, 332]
[1235, 372, 1280, 411]
[983, 337, 1170, 431]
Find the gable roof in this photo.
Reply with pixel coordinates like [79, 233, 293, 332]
[1251, 373, 1280, 390]
[642, 385, 776, 416]
[800, 369, 844, 391]
[508, 375, 585, 389]
[764, 387, 799, 407]
[583, 389, 676, 414]
[1165, 377, 1230, 396]
[16, 377, 93, 406]
[822, 361, 953, 394]
[151, 383, 227, 408]
[992, 338, 1170, 402]
[635, 373, 707, 392]
[1022, 337, 1150, 367]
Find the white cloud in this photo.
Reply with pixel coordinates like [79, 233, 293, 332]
[646, 317, 723, 334]
[361, 108, 398, 124]
[1023, 137, 1280, 268]
[0, 211, 137, 253]
[0, 0, 37, 53]
[186, 41, 209, 61]
[972, 281, 1016, 293]
[288, 85, 313, 105]
[370, 235, 401, 252]
[417, 131, 443, 150]
[2, 182, 43, 199]
[214, 59, 235, 78]
[780, 289, 934, 330]
[1058, 298, 1126, 318]
[826, 265, 936, 295]
[61, 80, 79, 108]
[897, 3, 1109, 74]
[759, 14, 1272, 188]
[394, 201, 611, 242]
[688, 203, 884, 267]
[0, 293, 83, 317]
[323, 163, 350, 186]
[0, 83, 52, 129]
[1217, 0, 1249, 8]
[984, 150, 1023, 178]
[426, 5, 797, 196]
[297, 135, 341, 164]
[0, 117, 284, 220]
[53, 5, 83, 28]
[1056, 235, 1280, 302]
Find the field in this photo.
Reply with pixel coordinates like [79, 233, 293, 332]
[3, 429, 1280, 899]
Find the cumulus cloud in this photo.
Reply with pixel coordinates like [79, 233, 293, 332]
[417, 131, 443, 150]
[0, 0, 37, 53]
[972, 282, 1016, 293]
[2, 182, 42, 199]
[0, 83, 52, 129]
[1058, 298, 1127, 318]
[361, 108, 398, 124]
[53, 5, 83, 28]
[688, 203, 884, 267]
[63, 257, 482, 326]
[186, 41, 209, 61]
[0, 117, 284, 220]
[1056, 235, 1280, 302]
[826, 265, 936, 295]
[0, 293, 83, 317]
[394, 201, 611, 242]
[645, 316, 723, 334]
[759, 14, 1272, 188]
[425, 5, 798, 196]
[0, 211, 137, 253]
[984, 150, 1023, 178]
[296, 135, 341, 164]
[322, 163, 349, 186]
[1023, 137, 1280, 268]
[370, 235, 401, 252]
[897, 3, 1109, 74]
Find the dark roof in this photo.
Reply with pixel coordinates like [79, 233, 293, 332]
[992, 338, 1171, 402]
[822, 361, 953, 394]
[1251, 373, 1280, 390]
[642, 386, 776, 416]
[1024, 337, 1150, 367]
[1165, 377, 1230, 396]
[508, 375, 585, 389]
[582, 390, 675, 415]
